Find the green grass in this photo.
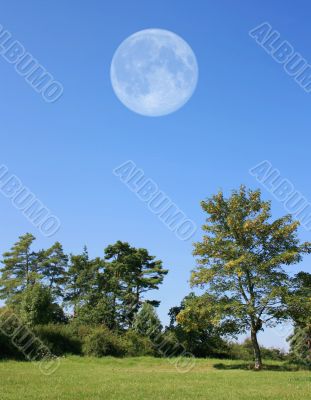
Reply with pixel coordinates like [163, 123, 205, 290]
[0, 357, 310, 399]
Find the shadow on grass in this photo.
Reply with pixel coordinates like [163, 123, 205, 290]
[213, 362, 308, 372]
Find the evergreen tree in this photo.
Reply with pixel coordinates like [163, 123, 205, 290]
[104, 241, 168, 328]
[64, 246, 92, 314]
[0, 233, 39, 304]
[133, 302, 162, 338]
[130, 248, 168, 311]
[39, 241, 68, 298]
[74, 257, 117, 329]
[104, 241, 136, 329]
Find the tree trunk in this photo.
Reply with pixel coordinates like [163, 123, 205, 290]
[251, 329, 262, 370]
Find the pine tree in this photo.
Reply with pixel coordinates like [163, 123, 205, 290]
[39, 241, 68, 299]
[64, 246, 92, 314]
[0, 233, 39, 304]
[73, 257, 118, 329]
[104, 241, 135, 328]
[133, 302, 162, 338]
[104, 241, 168, 328]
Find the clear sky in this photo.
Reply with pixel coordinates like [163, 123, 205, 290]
[0, 1, 310, 350]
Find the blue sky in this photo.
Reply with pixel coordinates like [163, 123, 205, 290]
[0, 1, 310, 350]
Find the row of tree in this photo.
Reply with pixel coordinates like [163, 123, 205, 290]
[0, 236, 167, 329]
[1, 186, 311, 369]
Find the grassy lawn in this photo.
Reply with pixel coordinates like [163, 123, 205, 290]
[0, 357, 310, 400]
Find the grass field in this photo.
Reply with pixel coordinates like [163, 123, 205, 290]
[0, 357, 310, 400]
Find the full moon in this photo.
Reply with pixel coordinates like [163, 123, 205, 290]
[110, 29, 198, 117]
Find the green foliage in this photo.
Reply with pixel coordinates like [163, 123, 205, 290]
[17, 284, 66, 326]
[0, 235, 170, 361]
[228, 339, 287, 361]
[288, 324, 311, 365]
[74, 298, 116, 327]
[39, 242, 68, 299]
[82, 326, 126, 357]
[0, 221, 309, 365]
[104, 241, 168, 328]
[0, 233, 38, 303]
[0, 308, 26, 360]
[33, 324, 82, 356]
[287, 272, 311, 324]
[64, 247, 91, 311]
[169, 293, 230, 358]
[287, 272, 311, 364]
[123, 330, 155, 356]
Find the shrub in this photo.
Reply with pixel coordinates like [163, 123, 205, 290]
[34, 324, 82, 356]
[261, 346, 287, 361]
[0, 308, 25, 359]
[124, 330, 155, 356]
[227, 341, 253, 360]
[0, 308, 55, 361]
[17, 284, 67, 326]
[82, 326, 126, 357]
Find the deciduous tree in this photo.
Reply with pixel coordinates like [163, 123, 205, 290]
[190, 186, 311, 369]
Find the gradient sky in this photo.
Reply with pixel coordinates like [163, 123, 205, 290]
[1, 1, 311, 350]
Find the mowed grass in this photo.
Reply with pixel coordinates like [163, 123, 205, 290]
[0, 357, 310, 400]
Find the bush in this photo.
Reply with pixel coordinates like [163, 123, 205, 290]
[34, 324, 82, 356]
[17, 284, 67, 326]
[0, 308, 25, 359]
[261, 346, 287, 361]
[124, 330, 155, 356]
[227, 341, 253, 360]
[0, 308, 56, 361]
[82, 326, 126, 357]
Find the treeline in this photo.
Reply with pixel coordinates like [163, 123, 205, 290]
[0, 233, 227, 359]
[0, 233, 302, 364]
[0, 234, 169, 328]
[1, 187, 311, 368]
